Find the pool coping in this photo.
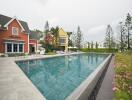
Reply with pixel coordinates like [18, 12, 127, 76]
[15, 52, 85, 62]
[0, 52, 112, 100]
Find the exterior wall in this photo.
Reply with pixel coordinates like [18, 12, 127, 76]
[58, 28, 68, 52]
[44, 33, 54, 44]
[29, 39, 38, 52]
[0, 19, 29, 53]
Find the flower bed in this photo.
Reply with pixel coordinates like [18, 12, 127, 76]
[114, 51, 132, 100]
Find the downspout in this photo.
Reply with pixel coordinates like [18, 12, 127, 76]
[28, 34, 29, 54]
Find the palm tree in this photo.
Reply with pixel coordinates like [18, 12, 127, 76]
[50, 26, 59, 47]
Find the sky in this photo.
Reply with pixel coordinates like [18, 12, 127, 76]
[0, 0, 132, 43]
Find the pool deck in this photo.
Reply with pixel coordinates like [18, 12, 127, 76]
[0, 57, 45, 100]
[96, 56, 114, 100]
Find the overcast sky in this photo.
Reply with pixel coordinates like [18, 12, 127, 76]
[0, 0, 132, 43]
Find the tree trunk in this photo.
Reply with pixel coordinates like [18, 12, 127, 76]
[127, 27, 130, 50]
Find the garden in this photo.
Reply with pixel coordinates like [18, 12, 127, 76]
[114, 51, 132, 100]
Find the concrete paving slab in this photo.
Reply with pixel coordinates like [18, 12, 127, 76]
[96, 57, 114, 100]
[0, 58, 45, 100]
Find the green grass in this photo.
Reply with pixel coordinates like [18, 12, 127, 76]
[80, 48, 118, 53]
[114, 51, 132, 100]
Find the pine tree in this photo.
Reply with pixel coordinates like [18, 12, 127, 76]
[95, 41, 98, 49]
[70, 31, 76, 47]
[87, 42, 90, 49]
[91, 41, 94, 49]
[104, 25, 115, 49]
[119, 22, 128, 52]
[43, 21, 50, 40]
[44, 21, 49, 33]
[76, 26, 82, 49]
[125, 13, 132, 49]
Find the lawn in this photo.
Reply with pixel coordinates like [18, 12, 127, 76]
[114, 51, 132, 100]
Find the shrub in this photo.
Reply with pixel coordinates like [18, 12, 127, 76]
[80, 48, 118, 53]
[7, 53, 25, 57]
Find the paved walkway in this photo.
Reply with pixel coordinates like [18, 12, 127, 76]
[0, 57, 45, 100]
[96, 57, 114, 100]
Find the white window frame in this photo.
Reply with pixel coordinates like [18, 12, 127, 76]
[5, 42, 24, 53]
[12, 27, 18, 35]
[19, 44, 24, 53]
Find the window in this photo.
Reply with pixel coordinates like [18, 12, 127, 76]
[19, 44, 23, 52]
[12, 27, 18, 35]
[59, 38, 66, 44]
[13, 44, 18, 52]
[7, 43, 12, 52]
[6, 43, 23, 53]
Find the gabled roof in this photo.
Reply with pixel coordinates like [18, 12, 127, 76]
[29, 30, 42, 40]
[0, 14, 30, 33]
[58, 28, 68, 36]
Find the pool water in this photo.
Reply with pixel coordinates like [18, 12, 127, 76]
[16, 53, 109, 100]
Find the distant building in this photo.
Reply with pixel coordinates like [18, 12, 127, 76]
[29, 30, 41, 53]
[44, 32, 54, 45]
[54, 28, 68, 52]
[0, 14, 38, 54]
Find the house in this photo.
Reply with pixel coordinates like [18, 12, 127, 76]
[0, 14, 38, 54]
[29, 30, 42, 53]
[29, 39, 38, 53]
[44, 32, 54, 45]
[55, 28, 68, 52]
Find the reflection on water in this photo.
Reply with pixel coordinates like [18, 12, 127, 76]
[16, 53, 108, 100]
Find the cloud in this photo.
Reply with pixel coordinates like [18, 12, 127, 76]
[48, 16, 60, 25]
[35, 0, 49, 5]
[87, 25, 107, 35]
[83, 25, 107, 42]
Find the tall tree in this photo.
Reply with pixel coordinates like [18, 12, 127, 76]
[125, 13, 132, 49]
[67, 32, 73, 46]
[104, 25, 115, 49]
[91, 41, 94, 49]
[50, 26, 59, 46]
[95, 41, 98, 49]
[87, 42, 90, 49]
[119, 22, 128, 52]
[44, 21, 49, 33]
[76, 26, 82, 49]
[70, 31, 76, 47]
[43, 21, 50, 40]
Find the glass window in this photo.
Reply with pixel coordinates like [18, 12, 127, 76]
[59, 38, 66, 43]
[12, 27, 18, 35]
[7, 43, 12, 52]
[19, 44, 23, 52]
[13, 44, 18, 52]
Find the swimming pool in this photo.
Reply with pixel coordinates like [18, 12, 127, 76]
[16, 53, 109, 100]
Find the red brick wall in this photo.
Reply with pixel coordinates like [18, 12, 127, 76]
[0, 19, 29, 53]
